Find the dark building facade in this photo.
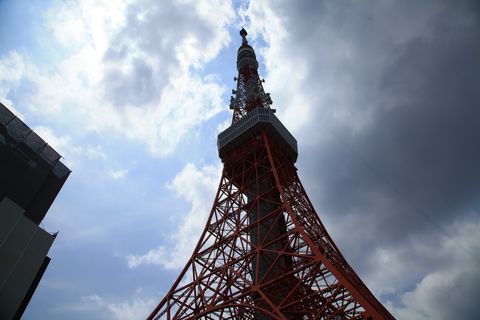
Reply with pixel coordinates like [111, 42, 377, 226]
[0, 102, 70, 319]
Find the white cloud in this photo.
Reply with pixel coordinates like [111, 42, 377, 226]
[32, 125, 106, 167]
[106, 297, 156, 320]
[57, 291, 156, 319]
[127, 162, 221, 269]
[83, 145, 107, 160]
[109, 169, 129, 180]
[0, 51, 29, 110]
[120, 72, 226, 156]
[0, 0, 235, 158]
[216, 118, 231, 133]
[0, 51, 27, 84]
[46, 0, 129, 50]
[33, 126, 74, 153]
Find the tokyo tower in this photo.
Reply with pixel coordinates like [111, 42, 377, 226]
[147, 28, 395, 320]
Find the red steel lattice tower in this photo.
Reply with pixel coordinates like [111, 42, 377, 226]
[147, 28, 395, 320]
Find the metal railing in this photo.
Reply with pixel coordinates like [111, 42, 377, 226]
[0, 103, 69, 176]
[217, 108, 298, 157]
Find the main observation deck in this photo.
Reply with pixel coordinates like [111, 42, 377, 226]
[217, 108, 298, 162]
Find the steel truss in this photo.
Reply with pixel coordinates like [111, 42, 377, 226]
[147, 132, 395, 320]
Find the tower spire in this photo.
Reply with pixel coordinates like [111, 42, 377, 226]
[240, 27, 248, 45]
[231, 28, 272, 123]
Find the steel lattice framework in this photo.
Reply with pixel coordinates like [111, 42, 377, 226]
[147, 29, 395, 320]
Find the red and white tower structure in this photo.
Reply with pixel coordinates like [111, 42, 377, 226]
[147, 28, 395, 320]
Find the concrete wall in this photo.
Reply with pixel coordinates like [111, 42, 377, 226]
[0, 197, 54, 320]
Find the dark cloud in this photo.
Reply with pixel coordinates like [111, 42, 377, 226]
[102, 0, 230, 107]
[252, 0, 480, 317]
[303, 0, 480, 238]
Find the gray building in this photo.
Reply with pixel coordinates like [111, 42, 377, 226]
[0, 102, 70, 319]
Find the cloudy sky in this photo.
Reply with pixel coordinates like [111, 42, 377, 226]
[1, 0, 479, 319]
